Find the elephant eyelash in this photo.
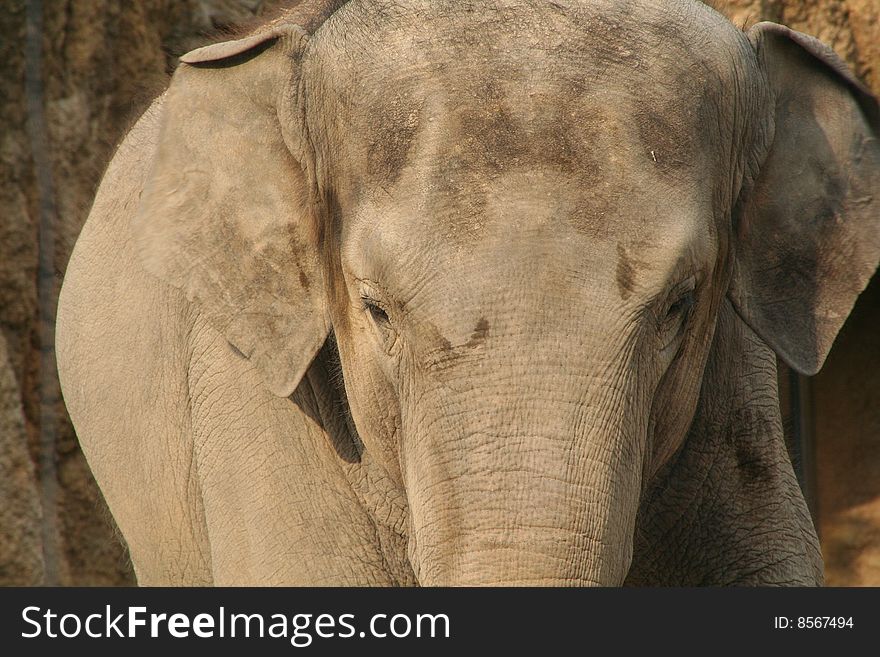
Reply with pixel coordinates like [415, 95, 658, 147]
[658, 277, 697, 352]
[664, 277, 697, 320]
[361, 295, 391, 325]
[360, 294, 401, 356]
[666, 290, 695, 321]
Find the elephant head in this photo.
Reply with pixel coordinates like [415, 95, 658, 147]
[132, 0, 879, 585]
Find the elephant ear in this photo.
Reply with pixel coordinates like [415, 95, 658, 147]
[133, 26, 329, 397]
[730, 22, 880, 375]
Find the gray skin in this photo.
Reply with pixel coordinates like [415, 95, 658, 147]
[56, 0, 880, 585]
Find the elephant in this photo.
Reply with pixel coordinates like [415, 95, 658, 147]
[55, 0, 880, 586]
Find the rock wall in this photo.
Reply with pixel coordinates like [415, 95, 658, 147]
[812, 277, 880, 585]
[0, 0, 877, 585]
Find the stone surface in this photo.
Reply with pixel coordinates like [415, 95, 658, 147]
[812, 277, 880, 586]
[0, 333, 44, 584]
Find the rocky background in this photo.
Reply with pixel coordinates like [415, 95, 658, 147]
[0, 0, 877, 585]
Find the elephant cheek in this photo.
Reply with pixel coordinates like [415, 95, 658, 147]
[333, 330, 407, 485]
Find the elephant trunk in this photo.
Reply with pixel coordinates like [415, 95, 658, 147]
[405, 383, 646, 586]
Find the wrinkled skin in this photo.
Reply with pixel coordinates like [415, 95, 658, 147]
[56, 0, 880, 585]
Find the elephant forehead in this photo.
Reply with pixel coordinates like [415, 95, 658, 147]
[308, 0, 753, 194]
[343, 167, 714, 308]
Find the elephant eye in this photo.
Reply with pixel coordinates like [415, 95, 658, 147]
[362, 296, 390, 326]
[666, 290, 695, 321]
[361, 294, 400, 355]
[664, 276, 697, 321]
[659, 276, 697, 352]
